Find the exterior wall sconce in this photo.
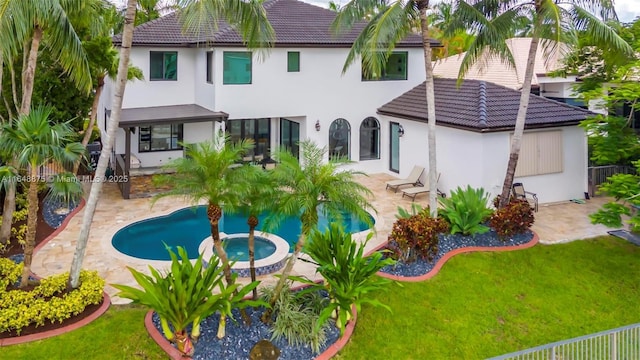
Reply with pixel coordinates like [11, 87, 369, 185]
[398, 124, 405, 137]
[315, 120, 321, 131]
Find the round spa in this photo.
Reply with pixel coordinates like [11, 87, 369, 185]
[199, 233, 289, 277]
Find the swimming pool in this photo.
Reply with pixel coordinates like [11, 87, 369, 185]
[111, 205, 374, 261]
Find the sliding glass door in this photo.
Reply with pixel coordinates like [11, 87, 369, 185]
[280, 118, 299, 159]
[390, 122, 400, 173]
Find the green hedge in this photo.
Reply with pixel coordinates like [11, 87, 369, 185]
[0, 258, 105, 334]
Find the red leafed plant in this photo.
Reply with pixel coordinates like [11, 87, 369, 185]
[489, 198, 535, 240]
[389, 211, 449, 263]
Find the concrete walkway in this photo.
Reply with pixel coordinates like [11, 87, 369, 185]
[30, 173, 619, 304]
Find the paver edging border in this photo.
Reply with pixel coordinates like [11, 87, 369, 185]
[373, 231, 539, 282]
[0, 292, 111, 346]
[144, 289, 358, 360]
[1, 199, 111, 346]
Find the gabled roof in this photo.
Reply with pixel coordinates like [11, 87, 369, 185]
[114, 0, 434, 48]
[432, 38, 569, 89]
[376, 78, 593, 132]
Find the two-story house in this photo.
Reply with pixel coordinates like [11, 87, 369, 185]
[100, 0, 593, 204]
[98, 0, 432, 198]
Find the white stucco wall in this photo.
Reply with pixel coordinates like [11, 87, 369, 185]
[212, 46, 425, 172]
[377, 115, 588, 204]
[120, 47, 198, 109]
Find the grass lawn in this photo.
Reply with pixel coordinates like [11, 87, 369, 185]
[337, 236, 640, 359]
[4, 236, 639, 359]
[2, 305, 168, 360]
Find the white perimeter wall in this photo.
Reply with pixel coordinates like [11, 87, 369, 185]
[378, 115, 587, 204]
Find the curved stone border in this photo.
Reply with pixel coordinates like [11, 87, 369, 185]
[374, 232, 540, 282]
[0, 292, 111, 346]
[144, 288, 358, 360]
[1, 199, 113, 346]
[35, 198, 86, 253]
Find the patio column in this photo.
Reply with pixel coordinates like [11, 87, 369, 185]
[124, 127, 131, 199]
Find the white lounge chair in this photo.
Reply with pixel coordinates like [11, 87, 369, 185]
[401, 173, 442, 201]
[385, 166, 425, 193]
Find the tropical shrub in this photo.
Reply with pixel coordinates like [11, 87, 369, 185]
[389, 209, 449, 263]
[439, 186, 493, 236]
[260, 283, 330, 353]
[113, 246, 263, 356]
[395, 203, 430, 219]
[489, 198, 535, 240]
[589, 160, 640, 232]
[0, 258, 104, 334]
[297, 224, 396, 335]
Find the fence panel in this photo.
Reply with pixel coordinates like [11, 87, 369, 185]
[588, 165, 636, 197]
[489, 323, 640, 360]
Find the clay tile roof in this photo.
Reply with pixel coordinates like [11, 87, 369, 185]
[114, 0, 434, 47]
[376, 78, 593, 132]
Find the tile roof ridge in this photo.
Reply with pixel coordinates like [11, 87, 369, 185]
[478, 81, 488, 127]
[137, 10, 178, 32]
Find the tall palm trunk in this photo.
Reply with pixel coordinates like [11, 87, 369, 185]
[0, 185, 15, 245]
[207, 204, 233, 285]
[419, 1, 439, 217]
[247, 215, 258, 300]
[498, 36, 539, 209]
[20, 167, 39, 287]
[0, 27, 43, 247]
[73, 76, 105, 175]
[20, 26, 42, 115]
[68, 0, 138, 289]
[262, 232, 307, 323]
[208, 203, 251, 331]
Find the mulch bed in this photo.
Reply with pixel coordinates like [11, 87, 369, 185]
[1, 193, 104, 340]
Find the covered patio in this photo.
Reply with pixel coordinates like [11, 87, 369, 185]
[115, 104, 228, 199]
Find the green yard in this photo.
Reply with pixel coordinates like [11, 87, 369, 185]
[4, 236, 639, 360]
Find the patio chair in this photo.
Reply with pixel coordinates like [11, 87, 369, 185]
[512, 182, 538, 212]
[385, 166, 425, 192]
[401, 173, 443, 201]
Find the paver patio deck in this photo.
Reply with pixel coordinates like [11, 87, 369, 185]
[30, 173, 620, 304]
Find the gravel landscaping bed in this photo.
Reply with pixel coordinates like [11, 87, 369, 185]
[381, 230, 534, 277]
[42, 197, 79, 229]
[152, 305, 340, 359]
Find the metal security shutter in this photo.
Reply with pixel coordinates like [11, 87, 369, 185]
[514, 130, 563, 177]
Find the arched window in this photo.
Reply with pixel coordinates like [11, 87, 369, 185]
[359, 117, 380, 160]
[329, 118, 350, 160]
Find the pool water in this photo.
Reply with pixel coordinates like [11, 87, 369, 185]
[218, 236, 275, 262]
[112, 205, 374, 261]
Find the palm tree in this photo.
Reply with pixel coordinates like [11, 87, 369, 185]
[450, 0, 634, 208]
[261, 140, 375, 322]
[68, 0, 275, 290]
[0, 106, 84, 287]
[333, 0, 440, 216]
[153, 138, 254, 286]
[0, 0, 97, 247]
[234, 164, 277, 299]
[68, 0, 138, 289]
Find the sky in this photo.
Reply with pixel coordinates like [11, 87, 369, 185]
[111, 0, 640, 23]
[303, 0, 640, 23]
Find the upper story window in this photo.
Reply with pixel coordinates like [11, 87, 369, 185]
[288, 52, 300, 72]
[362, 52, 408, 81]
[150, 51, 177, 81]
[139, 124, 183, 152]
[223, 51, 252, 84]
[206, 51, 213, 83]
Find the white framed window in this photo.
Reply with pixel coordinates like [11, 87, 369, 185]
[514, 130, 563, 177]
